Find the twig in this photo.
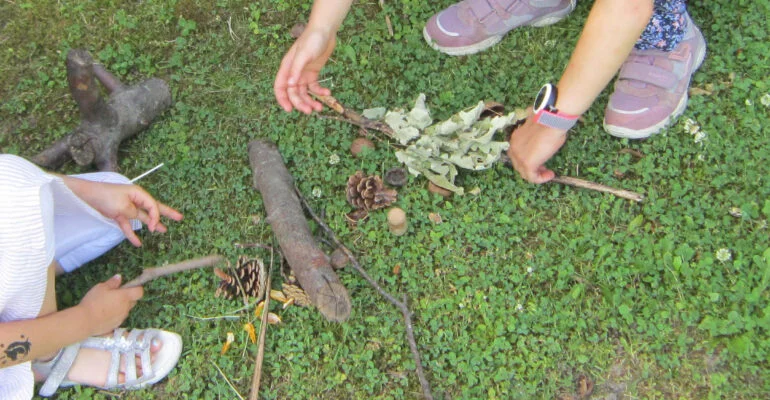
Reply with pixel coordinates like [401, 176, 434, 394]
[129, 162, 165, 183]
[249, 248, 274, 400]
[122, 255, 224, 288]
[313, 94, 396, 138]
[315, 94, 645, 202]
[211, 360, 245, 400]
[378, 0, 394, 37]
[551, 176, 644, 202]
[185, 314, 241, 322]
[295, 186, 434, 400]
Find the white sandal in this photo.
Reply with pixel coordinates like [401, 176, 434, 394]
[33, 328, 182, 397]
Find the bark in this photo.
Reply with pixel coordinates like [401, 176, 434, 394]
[32, 49, 171, 172]
[248, 139, 351, 322]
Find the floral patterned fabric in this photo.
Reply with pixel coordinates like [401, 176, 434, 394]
[636, 0, 688, 51]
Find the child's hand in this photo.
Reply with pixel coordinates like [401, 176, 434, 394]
[274, 27, 336, 114]
[507, 110, 568, 184]
[61, 177, 184, 246]
[79, 275, 144, 336]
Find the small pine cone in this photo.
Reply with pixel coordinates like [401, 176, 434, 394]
[282, 283, 312, 307]
[346, 171, 397, 210]
[214, 256, 267, 300]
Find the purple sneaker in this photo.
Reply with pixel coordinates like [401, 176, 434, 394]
[424, 0, 576, 56]
[604, 15, 707, 139]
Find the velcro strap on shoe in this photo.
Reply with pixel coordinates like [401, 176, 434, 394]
[618, 62, 677, 90]
[38, 343, 81, 397]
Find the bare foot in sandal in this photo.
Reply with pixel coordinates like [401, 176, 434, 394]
[33, 328, 182, 396]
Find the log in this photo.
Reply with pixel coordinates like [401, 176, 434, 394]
[248, 139, 351, 322]
[32, 49, 171, 171]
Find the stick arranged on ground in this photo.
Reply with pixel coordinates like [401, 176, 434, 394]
[32, 49, 171, 171]
[314, 94, 644, 202]
[122, 255, 224, 288]
[296, 187, 434, 400]
[248, 139, 351, 322]
[249, 254, 273, 400]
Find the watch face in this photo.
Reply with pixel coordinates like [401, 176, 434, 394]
[534, 84, 556, 113]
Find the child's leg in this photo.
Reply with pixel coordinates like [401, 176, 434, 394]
[54, 172, 141, 274]
[635, 0, 688, 51]
[603, 0, 705, 139]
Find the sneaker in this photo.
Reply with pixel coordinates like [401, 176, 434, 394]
[603, 15, 707, 139]
[423, 0, 576, 56]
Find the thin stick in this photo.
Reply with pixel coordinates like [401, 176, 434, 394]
[129, 162, 165, 183]
[314, 94, 396, 138]
[249, 249, 273, 400]
[315, 94, 645, 202]
[378, 0, 394, 37]
[296, 187, 434, 400]
[122, 255, 224, 288]
[551, 176, 644, 202]
[211, 360, 245, 400]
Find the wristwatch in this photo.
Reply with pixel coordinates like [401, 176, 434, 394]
[533, 83, 579, 131]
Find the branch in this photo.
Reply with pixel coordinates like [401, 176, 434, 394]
[249, 249, 274, 400]
[551, 176, 644, 202]
[314, 94, 396, 138]
[122, 255, 224, 288]
[314, 94, 644, 202]
[296, 186, 434, 400]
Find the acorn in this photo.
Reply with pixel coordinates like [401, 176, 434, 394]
[387, 207, 408, 236]
[427, 181, 453, 198]
[350, 137, 375, 157]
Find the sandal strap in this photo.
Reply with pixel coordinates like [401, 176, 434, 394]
[38, 342, 82, 397]
[78, 327, 159, 389]
[39, 327, 163, 396]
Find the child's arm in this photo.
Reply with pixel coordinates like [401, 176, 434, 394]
[58, 175, 183, 247]
[507, 0, 653, 183]
[0, 275, 142, 369]
[274, 0, 355, 114]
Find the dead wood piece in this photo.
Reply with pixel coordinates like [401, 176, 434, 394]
[32, 49, 171, 172]
[122, 255, 224, 288]
[248, 139, 351, 322]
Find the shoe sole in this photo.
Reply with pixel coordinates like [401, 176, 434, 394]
[423, 0, 576, 56]
[604, 25, 707, 139]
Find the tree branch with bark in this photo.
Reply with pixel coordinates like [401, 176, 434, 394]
[32, 49, 171, 172]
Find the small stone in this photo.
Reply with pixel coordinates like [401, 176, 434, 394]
[350, 137, 375, 157]
[387, 207, 407, 236]
[427, 181, 453, 197]
[330, 248, 350, 269]
[290, 22, 306, 38]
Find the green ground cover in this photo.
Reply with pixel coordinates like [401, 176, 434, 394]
[1, 0, 769, 398]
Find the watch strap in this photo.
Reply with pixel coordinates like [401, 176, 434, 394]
[533, 108, 579, 131]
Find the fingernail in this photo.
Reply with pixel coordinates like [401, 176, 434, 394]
[113, 274, 121, 280]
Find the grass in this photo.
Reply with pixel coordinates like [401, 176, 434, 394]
[1, 0, 769, 399]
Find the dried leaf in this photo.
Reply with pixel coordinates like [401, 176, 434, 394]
[244, 323, 256, 344]
[362, 107, 387, 120]
[254, 301, 265, 317]
[428, 212, 443, 224]
[221, 332, 235, 355]
[267, 313, 282, 324]
[283, 298, 295, 309]
[270, 289, 288, 303]
[393, 264, 401, 275]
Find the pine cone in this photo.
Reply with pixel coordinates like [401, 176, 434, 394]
[280, 262, 311, 307]
[214, 256, 267, 300]
[282, 283, 312, 307]
[346, 171, 397, 210]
